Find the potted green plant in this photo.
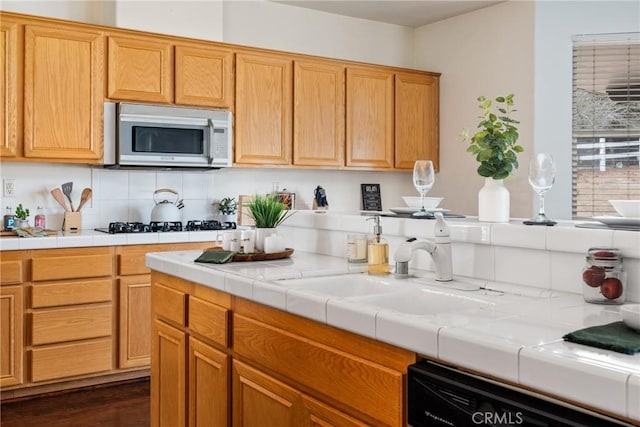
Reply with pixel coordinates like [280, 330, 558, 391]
[215, 196, 237, 222]
[463, 94, 523, 222]
[14, 203, 30, 229]
[246, 194, 294, 251]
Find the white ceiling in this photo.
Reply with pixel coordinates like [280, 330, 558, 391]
[271, 0, 505, 28]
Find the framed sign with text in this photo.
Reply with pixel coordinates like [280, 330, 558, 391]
[361, 184, 382, 211]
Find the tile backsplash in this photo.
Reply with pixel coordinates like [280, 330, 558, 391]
[278, 211, 640, 301]
[0, 162, 416, 231]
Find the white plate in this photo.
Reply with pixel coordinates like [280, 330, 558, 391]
[389, 207, 449, 215]
[593, 216, 640, 227]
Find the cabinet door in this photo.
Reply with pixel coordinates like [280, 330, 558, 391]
[119, 276, 151, 368]
[108, 36, 173, 103]
[293, 60, 344, 167]
[1, 285, 23, 387]
[395, 72, 439, 170]
[175, 45, 233, 108]
[235, 53, 292, 165]
[345, 67, 394, 169]
[23, 25, 103, 161]
[232, 360, 301, 427]
[301, 395, 368, 427]
[151, 319, 186, 427]
[0, 18, 20, 158]
[189, 337, 228, 427]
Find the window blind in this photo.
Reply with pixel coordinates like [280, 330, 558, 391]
[572, 33, 640, 218]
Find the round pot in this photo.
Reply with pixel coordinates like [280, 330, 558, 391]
[151, 188, 181, 222]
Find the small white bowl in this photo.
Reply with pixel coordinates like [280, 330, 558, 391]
[621, 304, 640, 332]
[609, 200, 640, 218]
[402, 196, 443, 210]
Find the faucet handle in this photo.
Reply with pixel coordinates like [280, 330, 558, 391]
[434, 212, 450, 239]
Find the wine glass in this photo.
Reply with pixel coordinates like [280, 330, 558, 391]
[412, 160, 435, 217]
[528, 153, 556, 224]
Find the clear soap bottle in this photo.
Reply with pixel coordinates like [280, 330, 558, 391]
[34, 206, 46, 229]
[366, 215, 389, 275]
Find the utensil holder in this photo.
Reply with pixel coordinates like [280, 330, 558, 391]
[63, 212, 82, 233]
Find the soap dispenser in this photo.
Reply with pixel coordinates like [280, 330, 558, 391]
[366, 215, 389, 275]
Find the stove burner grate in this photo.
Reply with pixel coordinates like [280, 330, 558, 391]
[95, 220, 236, 234]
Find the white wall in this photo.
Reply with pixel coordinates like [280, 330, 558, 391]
[534, 1, 640, 220]
[414, 1, 535, 219]
[0, 0, 111, 25]
[222, 0, 415, 67]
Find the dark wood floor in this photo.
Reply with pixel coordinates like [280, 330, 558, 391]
[0, 378, 150, 427]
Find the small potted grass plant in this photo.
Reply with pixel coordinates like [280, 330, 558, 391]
[246, 194, 294, 251]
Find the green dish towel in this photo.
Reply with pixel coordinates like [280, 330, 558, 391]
[563, 321, 640, 355]
[194, 250, 236, 264]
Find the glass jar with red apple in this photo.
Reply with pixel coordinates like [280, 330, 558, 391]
[582, 248, 625, 304]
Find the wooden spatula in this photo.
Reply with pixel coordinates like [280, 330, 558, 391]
[76, 188, 92, 211]
[50, 188, 69, 212]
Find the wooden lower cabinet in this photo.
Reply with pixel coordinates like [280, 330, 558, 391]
[232, 360, 301, 427]
[0, 285, 23, 387]
[119, 276, 151, 368]
[151, 272, 416, 427]
[302, 395, 369, 427]
[151, 318, 187, 427]
[189, 337, 228, 427]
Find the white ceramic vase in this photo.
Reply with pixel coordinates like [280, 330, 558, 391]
[255, 228, 275, 252]
[478, 178, 510, 222]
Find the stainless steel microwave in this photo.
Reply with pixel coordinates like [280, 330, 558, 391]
[104, 102, 232, 169]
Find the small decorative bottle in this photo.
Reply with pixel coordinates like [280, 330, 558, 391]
[34, 206, 46, 229]
[3, 206, 15, 231]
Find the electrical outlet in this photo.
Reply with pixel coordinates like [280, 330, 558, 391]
[3, 179, 16, 197]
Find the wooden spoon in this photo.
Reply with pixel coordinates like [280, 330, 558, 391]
[50, 188, 69, 212]
[76, 188, 93, 211]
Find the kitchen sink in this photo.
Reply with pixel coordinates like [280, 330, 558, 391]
[273, 273, 410, 297]
[348, 286, 496, 315]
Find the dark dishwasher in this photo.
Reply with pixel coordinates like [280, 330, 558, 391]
[408, 360, 631, 427]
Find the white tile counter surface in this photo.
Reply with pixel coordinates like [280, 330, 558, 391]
[0, 229, 222, 250]
[146, 249, 640, 424]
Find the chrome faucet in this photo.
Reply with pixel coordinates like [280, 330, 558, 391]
[394, 212, 453, 282]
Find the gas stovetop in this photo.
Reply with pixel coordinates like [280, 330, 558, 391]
[94, 220, 236, 234]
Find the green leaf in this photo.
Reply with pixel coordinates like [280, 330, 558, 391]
[495, 96, 505, 103]
[513, 145, 524, 153]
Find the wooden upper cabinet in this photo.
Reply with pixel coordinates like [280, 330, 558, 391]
[23, 25, 103, 161]
[235, 52, 292, 165]
[345, 67, 394, 169]
[175, 45, 233, 108]
[293, 60, 345, 167]
[108, 35, 173, 103]
[1, 18, 20, 158]
[395, 72, 439, 170]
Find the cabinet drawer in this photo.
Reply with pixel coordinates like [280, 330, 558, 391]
[30, 338, 112, 382]
[234, 314, 403, 426]
[31, 279, 112, 308]
[31, 305, 112, 345]
[188, 296, 228, 348]
[118, 243, 210, 276]
[0, 259, 24, 285]
[152, 283, 185, 326]
[32, 252, 113, 281]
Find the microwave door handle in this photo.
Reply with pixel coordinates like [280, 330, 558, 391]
[207, 118, 215, 165]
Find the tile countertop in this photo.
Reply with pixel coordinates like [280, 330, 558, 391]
[146, 249, 640, 424]
[0, 229, 223, 250]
